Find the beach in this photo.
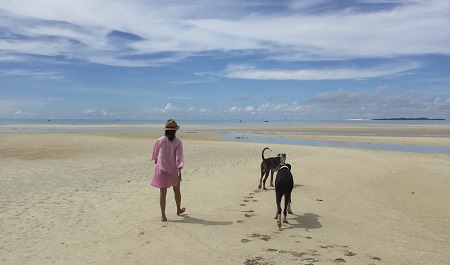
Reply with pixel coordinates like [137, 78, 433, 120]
[1, 124, 449, 264]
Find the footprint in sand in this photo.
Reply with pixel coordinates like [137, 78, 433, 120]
[250, 233, 271, 241]
[255, 232, 377, 264]
[344, 250, 356, 257]
[302, 257, 319, 263]
[237, 191, 260, 222]
[269, 248, 319, 262]
[290, 235, 313, 240]
[244, 256, 270, 265]
[241, 233, 271, 243]
[320, 245, 334, 249]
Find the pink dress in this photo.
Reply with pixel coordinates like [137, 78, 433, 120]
[151, 136, 184, 188]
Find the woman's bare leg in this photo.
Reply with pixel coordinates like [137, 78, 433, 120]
[173, 181, 185, 215]
[159, 188, 168, 221]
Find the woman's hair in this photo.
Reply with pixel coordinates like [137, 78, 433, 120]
[165, 130, 176, 141]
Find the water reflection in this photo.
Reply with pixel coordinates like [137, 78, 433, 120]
[222, 133, 450, 154]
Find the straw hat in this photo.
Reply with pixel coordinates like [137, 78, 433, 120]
[164, 119, 180, 130]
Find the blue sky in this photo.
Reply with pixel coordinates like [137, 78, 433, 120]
[1, 0, 449, 120]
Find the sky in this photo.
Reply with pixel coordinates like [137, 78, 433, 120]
[1, 0, 450, 121]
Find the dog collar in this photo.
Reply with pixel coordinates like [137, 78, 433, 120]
[279, 165, 290, 170]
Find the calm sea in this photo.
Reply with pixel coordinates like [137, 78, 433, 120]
[1, 118, 449, 154]
[0, 118, 448, 127]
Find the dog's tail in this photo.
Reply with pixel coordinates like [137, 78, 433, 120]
[262, 147, 271, 160]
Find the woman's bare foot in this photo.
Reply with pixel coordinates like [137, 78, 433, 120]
[161, 217, 167, 222]
[177, 207, 186, 215]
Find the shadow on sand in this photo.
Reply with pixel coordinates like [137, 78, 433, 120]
[281, 212, 322, 231]
[169, 214, 233, 226]
[261, 183, 303, 191]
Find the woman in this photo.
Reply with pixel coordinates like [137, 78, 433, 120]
[151, 119, 185, 221]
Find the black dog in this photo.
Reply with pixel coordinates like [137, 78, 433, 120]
[259, 147, 286, 190]
[274, 162, 293, 228]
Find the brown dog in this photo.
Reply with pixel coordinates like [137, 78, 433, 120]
[259, 147, 286, 190]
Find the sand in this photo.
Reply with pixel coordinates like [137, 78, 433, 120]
[0, 124, 449, 264]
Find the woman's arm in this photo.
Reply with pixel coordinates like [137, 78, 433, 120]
[151, 138, 161, 162]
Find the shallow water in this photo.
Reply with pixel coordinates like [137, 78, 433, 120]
[222, 133, 450, 155]
[1, 126, 449, 154]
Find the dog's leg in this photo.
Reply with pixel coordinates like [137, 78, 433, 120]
[263, 170, 270, 190]
[270, 170, 275, 187]
[274, 192, 280, 219]
[259, 163, 264, 189]
[275, 191, 283, 228]
[275, 209, 280, 222]
[283, 193, 291, 224]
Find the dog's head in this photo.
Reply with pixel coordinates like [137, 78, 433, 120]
[277, 153, 287, 165]
[280, 163, 291, 170]
[277, 153, 286, 160]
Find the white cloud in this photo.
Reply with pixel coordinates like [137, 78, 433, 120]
[437, 98, 450, 110]
[83, 107, 110, 116]
[224, 62, 420, 80]
[1, 0, 449, 67]
[230, 106, 240, 111]
[244, 106, 254, 112]
[83, 108, 96, 114]
[224, 102, 307, 116]
[162, 103, 175, 113]
[0, 69, 62, 80]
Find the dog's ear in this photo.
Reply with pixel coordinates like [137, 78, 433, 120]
[279, 155, 286, 165]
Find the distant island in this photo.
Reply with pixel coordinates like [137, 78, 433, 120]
[372, 117, 445, 121]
